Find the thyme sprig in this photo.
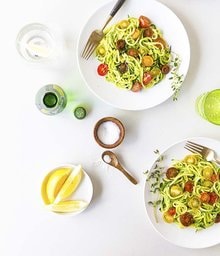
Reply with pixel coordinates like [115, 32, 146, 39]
[169, 53, 184, 101]
[144, 149, 165, 222]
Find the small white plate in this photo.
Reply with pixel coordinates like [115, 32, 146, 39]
[77, 0, 190, 110]
[41, 164, 93, 216]
[144, 137, 220, 248]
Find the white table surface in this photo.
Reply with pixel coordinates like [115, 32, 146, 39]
[1, 0, 220, 255]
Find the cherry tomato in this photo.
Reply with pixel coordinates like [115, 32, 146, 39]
[131, 81, 142, 92]
[143, 27, 153, 37]
[184, 155, 197, 164]
[151, 67, 161, 77]
[132, 29, 141, 40]
[184, 180, 194, 193]
[209, 192, 218, 205]
[142, 55, 154, 67]
[119, 20, 129, 29]
[211, 174, 219, 182]
[179, 212, 194, 227]
[139, 15, 151, 28]
[97, 46, 106, 56]
[97, 63, 108, 76]
[116, 39, 126, 50]
[166, 167, 178, 179]
[188, 197, 200, 209]
[117, 63, 128, 74]
[163, 212, 174, 223]
[161, 65, 170, 74]
[167, 207, 176, 216]
[143, 72, 152, 85]
[200, 192, 211, 203]
[127, 48, 139, 58]
[170, 185, 183, 197]
[202, 166, 214, 180]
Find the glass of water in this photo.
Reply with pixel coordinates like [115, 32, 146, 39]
[16, 23, 55, 62]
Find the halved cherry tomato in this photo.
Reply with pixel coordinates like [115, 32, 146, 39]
[131, 81, 142, 92]
[143, 72, 152, 85]
[142, 55, 154, 67]
[161, 65, 170, 74]
[97, 63, 108, 76]
[170, 185, 183, 197]
[166, 167, 178, 179]
[184, 180, 194, 193]
[180, 212, 194, 227]
[119, 20, 129, 29]
[188, 196, 200, 209]
[132, 29, 141, 40]
[209, 192, 218, 205]
[163, 212, 174, 223]
[202, 166, 214, 180]
[200, 192, 211, 203]
[139, 15, 151, 28]
[127, 48, 139, 58]
[211, 174, 219, 182]
[143, 27, 153, 38]
[167, 207, 176, 216]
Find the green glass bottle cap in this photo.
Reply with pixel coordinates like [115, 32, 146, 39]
[43, 92, 58, 108]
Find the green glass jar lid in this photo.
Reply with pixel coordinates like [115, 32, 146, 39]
[43, 92, 58, 108]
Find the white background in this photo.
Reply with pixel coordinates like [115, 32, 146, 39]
[1, 0, 220, 255]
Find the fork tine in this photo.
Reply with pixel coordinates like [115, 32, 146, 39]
[86, 45, 97, 60]
[184, 144, 202, 154]
[81, 39, 92, 58]
[184, 145, 199, 154]
[186, 141, 205, 150]
[84, 44, 97, 60]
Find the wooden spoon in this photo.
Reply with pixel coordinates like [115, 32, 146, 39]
[101, 150, 138, 185]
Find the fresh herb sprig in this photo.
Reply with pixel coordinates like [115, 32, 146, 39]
[144, 149, 165, 222]
[169, 53, 184, 101]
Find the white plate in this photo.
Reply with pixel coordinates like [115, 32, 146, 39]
[77, 0, 190, 110]
[144, 137, 220, 248]
[41, 164, 93, 216]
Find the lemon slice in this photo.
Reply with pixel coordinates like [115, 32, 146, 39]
[48, 200, 88, 213]
[53, 164, 83, 204]
[44, 167, 72, 204]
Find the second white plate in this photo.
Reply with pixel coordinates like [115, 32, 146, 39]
[77, 0, 190, 110]
[144, 137, 220, 248]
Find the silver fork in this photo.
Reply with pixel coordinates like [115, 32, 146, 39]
[81, 0, 126, 60]
[184, 140, 220, 164]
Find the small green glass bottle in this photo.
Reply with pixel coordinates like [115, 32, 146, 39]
[35, 84, 67, 115]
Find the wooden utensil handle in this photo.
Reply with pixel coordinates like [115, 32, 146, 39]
[117, 164, 138, 185]
[110, 0, 126, 17]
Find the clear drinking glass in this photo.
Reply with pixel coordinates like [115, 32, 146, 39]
[16, 23, 55, 62]
[195, 89, 220, 125]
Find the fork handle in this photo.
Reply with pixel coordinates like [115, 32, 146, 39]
[110, 0, 126, 17]
[215, 158, 220, 165]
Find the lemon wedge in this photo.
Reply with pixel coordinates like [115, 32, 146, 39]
[53, 164, 83, 204]
[45, 167, 72, 204]
[48, 200, 88, 213]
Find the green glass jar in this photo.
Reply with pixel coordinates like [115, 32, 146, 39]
[35, 84, 67, 115]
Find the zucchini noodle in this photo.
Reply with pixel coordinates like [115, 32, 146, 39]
[160, 154, 220, 230]
[95, 16, 171, 91]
